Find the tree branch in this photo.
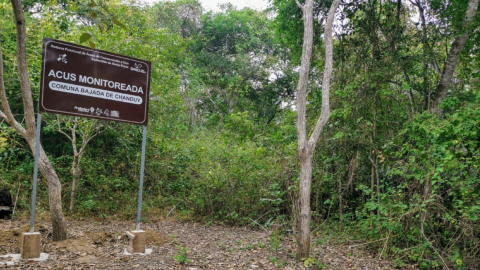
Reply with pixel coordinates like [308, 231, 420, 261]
[431, 0, 479, 112]
[296, 0, 314, 154]
[0, 110, 7, 121]
[295, 0, 303, 10]
[56, 115, 73, 142]
[308, 0, 340, 150]
[78, 120, 108, 157]
[71, 117, 78, 155]
[0, 10, 26, 138]
[403, 68, 416, 113]
[11, 0, 36, 137]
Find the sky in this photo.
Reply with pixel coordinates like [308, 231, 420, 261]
[143, 0, 269, 11]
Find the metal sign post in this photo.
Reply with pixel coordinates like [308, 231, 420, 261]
[29, 113, 42, 233]
[136, 125, 147, 230]
[21, 113, 43, 259]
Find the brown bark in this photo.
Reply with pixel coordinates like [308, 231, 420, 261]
[295, 0, 340, 260]
[430, 0, 479, 112]
[69, 119, 80, 212]
[70, 156, 82, 211]
[180, 74, 198, 128]
[370, 164, 375, 200]
[416, 0, 441, 75]
[415, 1, 433, 110]
[34, 144, 67, 241]
[0, 0, 67, 241]
[338, 174, 343, 224]
[297, 149, 313, 258]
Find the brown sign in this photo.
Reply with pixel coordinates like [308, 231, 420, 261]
[39, 38, 151, 125]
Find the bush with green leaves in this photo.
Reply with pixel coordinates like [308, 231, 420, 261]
[352, 91, 480, 269]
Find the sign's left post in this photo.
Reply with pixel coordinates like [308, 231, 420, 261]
[22, 113, 42, 259]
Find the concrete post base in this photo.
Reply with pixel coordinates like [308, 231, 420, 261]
[21, 232, 41, 259]
[126, 230, 146, 253]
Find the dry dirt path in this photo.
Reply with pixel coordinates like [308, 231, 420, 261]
[1, 219, 412, 269]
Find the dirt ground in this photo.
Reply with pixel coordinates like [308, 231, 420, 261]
[0, 218, 415, 269]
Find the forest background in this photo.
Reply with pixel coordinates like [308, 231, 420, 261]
[0, 0, 479, 269]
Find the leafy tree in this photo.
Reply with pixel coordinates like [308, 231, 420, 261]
[151, 0, 203, 127]
[429, 0, 479, 112]
[152, 0, 202, 39]
[307, 1, 480, 267]
[0, 0, 67, 240]
[192, 6, 294, 126]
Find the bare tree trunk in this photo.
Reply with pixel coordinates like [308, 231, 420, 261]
[34, 144, 68, 241]
[297, 149, 313, 258]
[180, 74, 198, 128]
[0, 0, 67, 241]
[338, 174, 343, 224]
[370, 164, 375, 200]
[295, 0, 340, 260]
[373, 97, 380, 215]
[69, 156, 82, 211]
[431, 0, 479, 112]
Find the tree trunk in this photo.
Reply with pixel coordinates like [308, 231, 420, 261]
[295, 0, 340, 260]
[295, 0, 314, 259]
[16, 130, 68, 240]
[297, 150, 313, 258]
[55, 117, 106, 212]
[430, 0, 479, 112]
[8, 0, 67, 241]
[69, 156, 82, 211]
[34, 143, 68, 241]
[371, 164, 375, 200]
[373, 97, 380, 215]
[180, 74, 198, 128]
[338, 174, 343, 224]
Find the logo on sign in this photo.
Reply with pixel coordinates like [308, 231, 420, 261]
[57, 54, 67, 63]
[130, 62, 146, 73]
[74, 106, 90, 113]
[111, 110, 120, 118]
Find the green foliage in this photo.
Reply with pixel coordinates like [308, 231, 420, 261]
[79, 33, 92, 44]
[2, 1, 479, 269]
[269, 229, 282, 252]
[174, 246, 191, 264]
[339, 91, 480, 269]
[152, 0, 202, 38]
[272, 0, 334, 63]
[302, 256, 325, 268]
[155, 127, 290, 223]
[191, 7, 294, 124]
